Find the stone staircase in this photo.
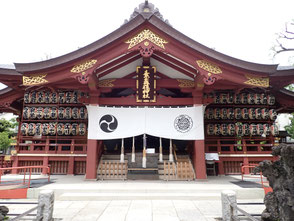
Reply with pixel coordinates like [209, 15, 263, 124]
[97, 153, 195, 181]
[35, 176, 265, 201]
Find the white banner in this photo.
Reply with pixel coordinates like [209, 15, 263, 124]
[145, 106, 204, 140]
[87, 106, 204, 140]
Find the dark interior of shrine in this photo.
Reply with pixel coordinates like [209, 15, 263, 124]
[102, 135, 190, 155]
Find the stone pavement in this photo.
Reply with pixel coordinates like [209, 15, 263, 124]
[1, 175, 266, 220]
[3, 198, 265, 221]
[54, 200, 221, 221]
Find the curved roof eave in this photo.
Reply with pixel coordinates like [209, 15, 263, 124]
[14, 15, 146, 73]
[13, 12, 279, 75]
[0, 67, 21, 76]
[279, 88, 294, 97]
[0, 87, 13, 95]
[270, 66, 294, 77]
[148, 15, 278, 74]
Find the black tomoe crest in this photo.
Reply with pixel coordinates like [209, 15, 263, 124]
[99, 115, 118, 133]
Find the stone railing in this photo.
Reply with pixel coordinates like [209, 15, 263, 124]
[3, 190, 54, 221]
[221, 190, 261, 221]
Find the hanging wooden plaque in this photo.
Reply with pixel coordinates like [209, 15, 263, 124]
[136, 66, 156, 102]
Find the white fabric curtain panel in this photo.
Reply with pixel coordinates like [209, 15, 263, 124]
[86, 105, 204, 140]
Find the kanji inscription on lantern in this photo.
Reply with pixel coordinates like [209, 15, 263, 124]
[136, 66, 156, 102]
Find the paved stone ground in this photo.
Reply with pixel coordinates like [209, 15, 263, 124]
[53, 200, 221, 221]
[3, 198, 265, 221]
[1, 175, 266, 220]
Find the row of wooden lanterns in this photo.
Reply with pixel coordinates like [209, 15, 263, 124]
[24, 90, 87, 104]
[206, 123, 279, 136]
[205, 108, 277, 120]
[21, 123, 87, 136]
[23, 107, 88, 120]
[204, 93, 275, 105]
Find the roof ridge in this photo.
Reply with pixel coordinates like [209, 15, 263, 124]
[126, 1, 171, 26]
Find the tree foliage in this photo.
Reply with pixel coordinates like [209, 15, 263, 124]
[0, 132, 11, 151]
[285, 114, 294, 139]
[0, 118, 18, 138]
[0, 118, 17, 152]
[286, 84, 294, 92]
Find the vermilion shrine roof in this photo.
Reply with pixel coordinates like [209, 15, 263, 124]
[0, 0, 294, 113]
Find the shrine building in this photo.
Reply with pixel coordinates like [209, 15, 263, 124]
[1, 1, 294, 180]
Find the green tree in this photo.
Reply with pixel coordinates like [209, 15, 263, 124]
[0, 118, 18, 138]
[286, 84, 294, 92]
[0, 132, 11, 152]
[285, 114, 294, 139]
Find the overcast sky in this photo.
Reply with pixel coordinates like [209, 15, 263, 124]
[0, 0, 294, 90]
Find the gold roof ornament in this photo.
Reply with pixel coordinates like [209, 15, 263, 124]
[23, 74, 48, 86]
[196, 60, 222, 74]
[244, 74, 269, 88]
[70, 59, 97, 73]
[98, 79, 116, 87]
[126, 29, 168, 49]
[177, 79, 195, 88]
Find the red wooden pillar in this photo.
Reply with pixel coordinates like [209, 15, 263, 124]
[218, 159, 225, 175]
[85, 139, 99, 180]
[243, 157, 250, 174]
[42, 156, 49, 174]
[193, 140, 207, 179]
[68, 157, 75, 175]
[11, 156, 19, 174]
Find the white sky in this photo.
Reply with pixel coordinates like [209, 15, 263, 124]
[0, 0, 294, 91]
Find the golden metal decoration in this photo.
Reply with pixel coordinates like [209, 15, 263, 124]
[177, 79, 195, 88]
[196, 60, 222, 74]
[126, 29, 168, 49]
[98, 79, 116, 87]
[70, 59, 97, 73]
[244, 74, 269, 88]
[11, 150, 17, 155]
[142, 70, 151, 99]
[23, 74, 48, 86]
[4, 155, 11, 161]
[136, 66, 156, 102]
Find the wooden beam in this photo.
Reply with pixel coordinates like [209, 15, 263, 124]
[98, 97, 194, 106]
[154, 51, 198, 74]
[88, 74, 99, 92]
[98, 78, 195, 89]
[94, 51, 139, 75]
[152, 54, 195, 79]
[97, 54, 142, 79]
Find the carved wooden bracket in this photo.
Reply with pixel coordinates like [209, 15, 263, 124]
[203, 74, 217, 85]
[76, 72, 90, 84]
[70, 59, 99, 84]
[196, 60, 223, 85]
[125, 29, 168, 58]
[0, 102, 11, 108]
[128, 40, 164, 58]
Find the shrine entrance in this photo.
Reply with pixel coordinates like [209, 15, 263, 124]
[98, 135, 195, 180]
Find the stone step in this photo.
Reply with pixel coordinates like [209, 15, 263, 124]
[50, 188, 264, 201]
[127, 173, 159, 180]
[28, 185, 264, 201]
[57, 192, 221, 201]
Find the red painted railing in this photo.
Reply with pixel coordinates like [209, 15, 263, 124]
[18, 143, 87, 154]
[205, 137, 273, 154]
[0, 166, 50, 189]
[241, 164, 273, 194]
